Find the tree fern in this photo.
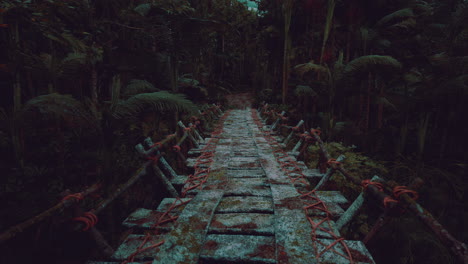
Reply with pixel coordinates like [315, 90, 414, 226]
[134, 3, 152, 16]
[294, 85, 317, 97]
[293, 62, 328, 78]
[111, 91, 197, 119]
[18, 93, 97, 129]
[341, 55, 402, 82]
[376, 8, 414, 27]
[123, 79, 159, 98]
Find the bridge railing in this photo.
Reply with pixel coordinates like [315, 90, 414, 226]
[0, 104, 223, 255]
[258, 102, 468, 263]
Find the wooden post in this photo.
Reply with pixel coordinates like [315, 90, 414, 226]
[151, 163, 179, 197]
[189, 123, 204, 142]
[314, 154, 346, 190]
[271, 111, 286, 131]
[283, 120, 304, 145]
[336, 175, 381, 230]
[292, 133, 306, 153]
[178, 121, 200, 148]
[0, 184, 100, 243]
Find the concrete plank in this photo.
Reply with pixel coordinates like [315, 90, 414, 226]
[209, 213, 274, 235]
[112, 234, 164, 260]
[216, 196, 274, 213]
[200, 234, 276, 264]
[317, 239, 376, 264]
[152, 190, 224, 264]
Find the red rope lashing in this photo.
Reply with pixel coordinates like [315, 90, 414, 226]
[393, 186, 419, 200]
[61, 193, 84, 202]
[292, 126, 299, 131]
[147, 155, 161, 163]
[361, 179, 384, 192]
[73, 212, 98, 231]
[327, 158, 342, 167]
[383, 196, 398, 208]
[310, 128, 321, 136]
[172, 145, 181, 152]
[150, 142, 162, 149]
[184, 127, 191, 132]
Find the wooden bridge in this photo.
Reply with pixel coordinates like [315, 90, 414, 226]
[1, 94, 466, 264]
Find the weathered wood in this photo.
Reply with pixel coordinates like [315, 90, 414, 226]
[188, 123, 204, 142]
[310, 129, 468, 262]
[0, 184, 100, 243]
[178, 121, 199, 148]
[270, 111, 286, 131]
[336, 175, 380, 230]
[151, 163, 179, 198]
[314, 155, 346, 190]
[291, 132, 306, 153]
[283, 120, 304, 145]
[142, 138, 178, 179]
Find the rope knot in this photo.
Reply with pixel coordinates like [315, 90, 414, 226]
[393, 186, 419, 200]
[73, 212, 98, 231]
[173, 145, 181, 152]
[361, 179, 384, 192]
[61, 193, 84, 202]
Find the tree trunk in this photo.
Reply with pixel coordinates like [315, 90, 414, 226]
[364, 72, 372, 132]
[282, 0, 293, 104]
[91, 65, 98, 115]
[111, 74, 121, 105]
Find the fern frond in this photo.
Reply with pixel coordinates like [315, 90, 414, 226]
[123, 79, 159, 98]
[341, 55, 402, 81]
[112, 91, 197, 119]
[293, 62, 328, 78]
[19, 93, 97, 128]
[134, 3, 152, 16]
[377, 8, 414, 27]
[294, 85, 317, 97]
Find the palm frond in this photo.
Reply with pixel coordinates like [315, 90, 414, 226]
[341, 55, 402, 81]
[123, 79, 159, 98]
[293, 62, 328, 78]
[376, 8, 414, 27]
[112, 91, 197, 119]
[294, 85, 317, 97]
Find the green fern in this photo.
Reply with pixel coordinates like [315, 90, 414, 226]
[18, 93, 97, 129]
[112, 91, 197, 119]
[134, 3, 152, 16]
[293, 62, 328, 78]
[376, 8, 414, 27]
[123, 79, 159, 98]
[341, 55, 402, 82]
[294, 85, 317, 97]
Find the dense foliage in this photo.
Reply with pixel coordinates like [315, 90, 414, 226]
[0, 0, 466, 263]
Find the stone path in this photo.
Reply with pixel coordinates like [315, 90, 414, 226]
[88, 108, 375, 264]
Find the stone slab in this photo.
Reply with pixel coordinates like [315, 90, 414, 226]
[225, 183, 272, 197]
[112, 234, 164, 260]
[200, 234, 276, 264]
[275, 209, 318, 264]
[123, 208, 180, 230]
[317, 239, 376, 264]
[156, 198, 191, 212]
[315, 191, 349, 205]
[227, 169, 265, 178]
[209, 213, 274, 235]
[216, 196, 274, 213]
[152, 190, 224, 263]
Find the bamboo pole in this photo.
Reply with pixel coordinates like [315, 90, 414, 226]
[0, 184, 101, 243]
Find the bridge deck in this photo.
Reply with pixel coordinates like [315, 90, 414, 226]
[88, 108, 375, 264]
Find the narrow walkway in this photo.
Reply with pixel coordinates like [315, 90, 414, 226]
[89, 107, 375, 264]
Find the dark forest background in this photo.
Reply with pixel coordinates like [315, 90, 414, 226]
[0, 0, 467, 263]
